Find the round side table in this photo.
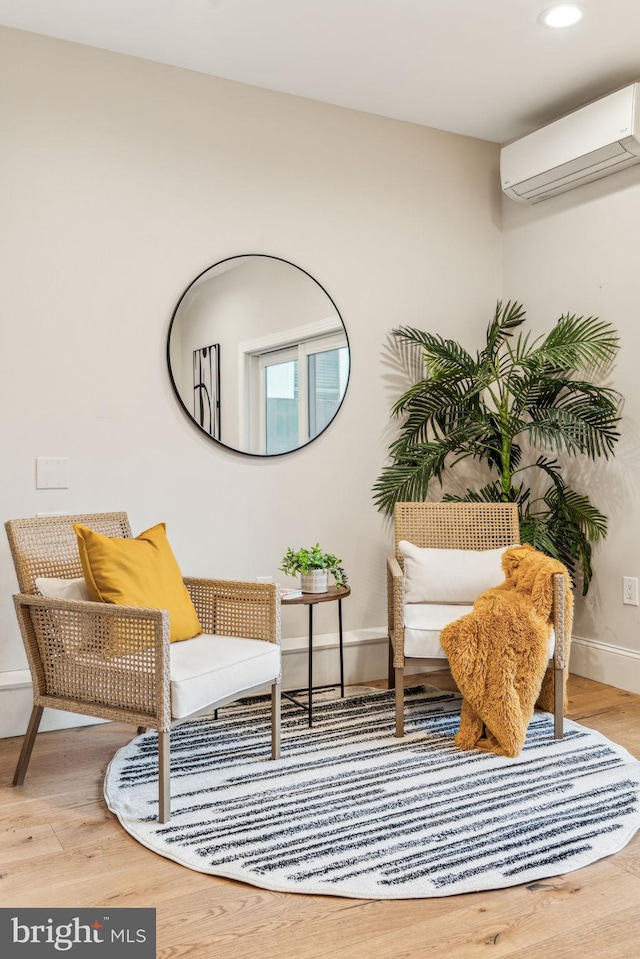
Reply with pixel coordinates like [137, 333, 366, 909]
[281, 585, 351, 727]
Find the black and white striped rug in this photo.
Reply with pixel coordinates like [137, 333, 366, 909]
[104, 685, 640, 899]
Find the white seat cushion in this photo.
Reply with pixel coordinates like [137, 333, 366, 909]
[404, 603, 474, 658]
[169, 634, 280, 720]
[403, 603, 555, 660]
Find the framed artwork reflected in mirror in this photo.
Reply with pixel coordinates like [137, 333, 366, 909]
[192, 343, 220, 440]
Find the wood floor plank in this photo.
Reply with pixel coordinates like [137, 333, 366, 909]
[610, 831, 640, 878]
[0, 822, 64, 864]
[203, 859, 640, 959]
[4, 859, 252, 910]
[498, 906, 640, 959]
[155, 887, 359, 955]
[0, 833, 145, 906]
[50, 812, 124, 851]
[1, 671, 639, 959]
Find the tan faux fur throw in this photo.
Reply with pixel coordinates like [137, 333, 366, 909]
[440, 544, 574, 758]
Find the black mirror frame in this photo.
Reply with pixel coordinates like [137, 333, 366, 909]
[167, 254, 350, 457]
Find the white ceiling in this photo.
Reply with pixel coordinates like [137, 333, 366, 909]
[1, 0, 639, 143]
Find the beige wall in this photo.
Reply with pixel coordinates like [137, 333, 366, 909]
[502, 168, 640, 691]
[0, 28, 502, 695]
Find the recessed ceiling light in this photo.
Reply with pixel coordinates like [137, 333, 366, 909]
[538, 4, 588, 29]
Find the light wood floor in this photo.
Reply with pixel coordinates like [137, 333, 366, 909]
[1, 671, 639, 959]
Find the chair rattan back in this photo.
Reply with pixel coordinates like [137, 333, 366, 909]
[5, 512, 131, 594]
[394, 501, 520, 563]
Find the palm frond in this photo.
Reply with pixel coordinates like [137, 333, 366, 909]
[525, 314, 619, 373]
[371, 449, 448, 514]
[521, 464, 606, 591]
[372, 427, 485, 514]
[519, 515, 562, 561]
[482, 300, 527, 359]
[391, 376, 480, 417]
[519, 509, 590, 591]
[503, 328, 543, 367]
[390, 376, 502, 457]
[444, 483, 531, 509]
[543, 483, 608, 543]
[526, 403, 621, 459]
[391, 328, 477, 379]
[444, 483, 503, 504]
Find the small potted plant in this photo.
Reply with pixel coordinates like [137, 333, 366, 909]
[279, 543, 348, 593]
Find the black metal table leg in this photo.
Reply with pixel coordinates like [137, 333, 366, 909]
[280, 585, 351, 726]
[308, 604, 314, 727]
[338, 598, 344, 697]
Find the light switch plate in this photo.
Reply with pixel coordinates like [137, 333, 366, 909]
[36, 457, 69, 489]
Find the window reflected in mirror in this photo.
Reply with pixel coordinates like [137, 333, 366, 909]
[265, 355, 298, 455]
[167, 255, 350, 456]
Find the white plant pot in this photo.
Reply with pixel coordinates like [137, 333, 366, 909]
[300, 570, 328, 593]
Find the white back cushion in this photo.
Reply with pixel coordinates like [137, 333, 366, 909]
[35, 576, 90, 601]
[398, 541, 513, 604]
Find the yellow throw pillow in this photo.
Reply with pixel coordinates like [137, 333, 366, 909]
[74, 522, 202, 644]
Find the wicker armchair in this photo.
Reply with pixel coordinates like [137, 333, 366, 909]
[5, 512, 281, 822]
[387, 502, 569, 738]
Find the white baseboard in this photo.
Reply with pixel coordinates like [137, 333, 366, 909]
[0, 627, 393, 739]
[568, 634, 640, 695]
[0, 669, 108, 739]
[280, 626, 389, 691]
[5, 629, 631, 739]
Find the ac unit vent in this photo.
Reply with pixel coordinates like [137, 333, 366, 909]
[501, 84, 640, 203]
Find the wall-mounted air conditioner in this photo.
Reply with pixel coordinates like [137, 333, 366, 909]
[501, 82, 640, 203]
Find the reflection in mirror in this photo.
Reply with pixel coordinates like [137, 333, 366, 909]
[167, 255, 350, 455]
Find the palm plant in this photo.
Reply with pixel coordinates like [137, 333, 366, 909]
[372, 301, 622, 593]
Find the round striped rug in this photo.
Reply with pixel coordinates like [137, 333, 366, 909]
[104, 685, 640, 899]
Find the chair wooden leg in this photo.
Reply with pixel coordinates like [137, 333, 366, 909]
[388, 639, 395, 689]
[395, 668, 405, 738]
[158, 730, 171, 823]
[271, 682, 281, 760]
[554, 666, 564, 739]
[13, 705, 44, 786]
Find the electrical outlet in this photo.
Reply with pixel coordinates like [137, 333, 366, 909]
[623, 576, 639, 606]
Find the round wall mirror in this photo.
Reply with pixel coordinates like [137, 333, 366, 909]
[167, 255, 350, 456]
